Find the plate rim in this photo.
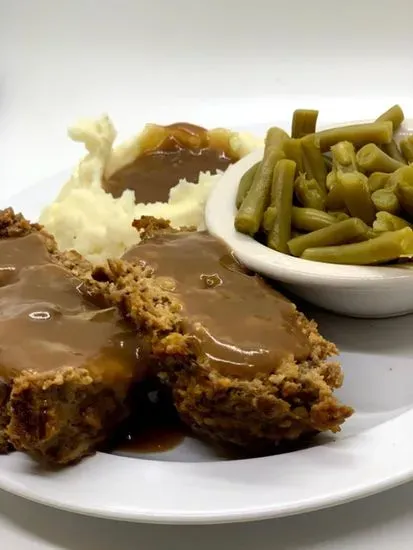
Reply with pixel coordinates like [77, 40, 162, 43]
[1, 406, 413, 524]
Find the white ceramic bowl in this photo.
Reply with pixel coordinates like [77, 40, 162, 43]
[205, 122, 413, 318]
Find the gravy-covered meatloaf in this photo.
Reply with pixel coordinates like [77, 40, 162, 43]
[0, 208, 146, 463]
[89, 227, 353, 452]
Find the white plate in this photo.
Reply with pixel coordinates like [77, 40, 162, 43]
[2, 129, 413, 525]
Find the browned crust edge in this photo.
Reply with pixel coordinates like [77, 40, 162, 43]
[0, 208, 132, 464]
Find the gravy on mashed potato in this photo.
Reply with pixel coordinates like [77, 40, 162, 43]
[104, 123, 237, 204]
[39, 115, 263, 263]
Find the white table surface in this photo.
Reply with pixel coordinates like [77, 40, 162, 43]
[2, 1, 413, 548]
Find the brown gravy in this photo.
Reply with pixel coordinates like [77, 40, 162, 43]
[0, 233, 145, 382]
[115, 425, 185, 454]
[108, 381, 186, 454]
[123, 232, 311, 380]
[105, 122, 236, 204]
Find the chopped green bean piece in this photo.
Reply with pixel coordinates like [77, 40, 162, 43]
[267, 159, 296, 253]
[381, 141, 406, 164]
[399, 136, 413, 163]
[294, 174, 326, 210]
[291, 109, 319, 138]
[356, 143, 404, 174]
[376, 104, 404, 131]
[301, 227, 413, 265]
[375, 105, 405, 165]
[371, 189, 400, 215]
[288, 217, 368, 257]
[326, 171, 337, 191]
[262, 206, 277, 233]
[373, 211, 411, 232]
[398, 180, 413, 217]
[301, 134, 327, 189]
[350, 227, 379, 242]
[368, 172, 390, 193]
[376, 104, 405, 163]
[235, 127, 287, 235]
[315, 121, 393, 152]
[328, 211, 350, 221]
[236, 161, 260, 208]
[387, 165, 413, 193]
[283, 138, 304, 173]
[365, 228, 380, 240]
[338, 171, 376, 225]
[266, 127, 290, 149]
[331, 141, 357, 173]
[326, 178, 346, 210]
[291, 207, 337, 232]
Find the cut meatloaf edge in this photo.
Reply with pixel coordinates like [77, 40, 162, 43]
[0, 208, 137, 464]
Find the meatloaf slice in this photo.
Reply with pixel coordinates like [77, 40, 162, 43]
[87, 226, 353, 453]
[0, 208, 146, 464]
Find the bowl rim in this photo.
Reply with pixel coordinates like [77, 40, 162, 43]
[205, 120, 413, 288]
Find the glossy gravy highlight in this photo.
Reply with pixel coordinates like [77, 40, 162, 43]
[123, 232, 311, 379]
[0, 234, 144, 382]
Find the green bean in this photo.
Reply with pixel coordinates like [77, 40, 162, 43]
[376, 104, 404, 131]
[291, 109, 319, 138]
[377, 104, 406, 163]
[375, 105, 405, 165]
[236, 161, 260, 208]
[235, 128, 286, 235]
[301, 134, 327, 189]
[326, 178, 346, 210]
[387, 165, 413, 193]
[291, 207, 337, 232]
[331, 141, 357, 172]
[350, 227, 379, 242]
[399, 136, 413, 163]
[288, 217, 368, 257]
[368, 172, 390, 193]
[294, 174, 326, 210]
[234, 162, 271, 235]
[381, 141, 406, 164]
[328, 211, 350, 222]
[271, 158, 297, 205]
[356, 143, 404, 174]
[283, 138, 304, 173]
[266, 127, 290, 149]
[371, 189, 400, 215]
[338, 171, 376, 225]
[301, 227, 413, 265]
[373, 211, 410, 232]
[315, 121, 393, 153]
[262, 206, 277, 233]
[398, 180, 413, 217]
[267, 159, 296, 253]
[326, 171, 337, 191]
[365, 228, 380, 240]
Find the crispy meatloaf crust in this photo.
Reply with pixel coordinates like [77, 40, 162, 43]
[87, 222, 353, 452]
[0, 208, 142, 464]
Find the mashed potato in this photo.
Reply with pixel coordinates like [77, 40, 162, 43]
[40, 115, 262, 263]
